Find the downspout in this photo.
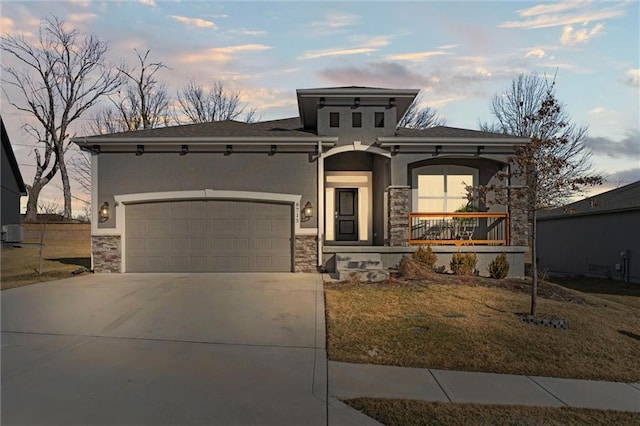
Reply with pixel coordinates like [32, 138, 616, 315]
[317, 140, 324, 270]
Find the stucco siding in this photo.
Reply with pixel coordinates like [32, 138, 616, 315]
[97, 152, 317, 229]
[538, 210, 640, 283]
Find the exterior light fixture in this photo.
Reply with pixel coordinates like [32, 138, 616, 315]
[98, 202, 110, 222]
[136, 145, 144, 156]
[319, 97, 325, 108]
[301, 201, 313, 222]
[353, 97, 360, 108]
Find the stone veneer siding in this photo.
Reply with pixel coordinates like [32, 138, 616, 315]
[295, 235, 318, 272]
[387, 186, 410, 246]
[92, 235, 121, 273]
[509, 206, 529, 247]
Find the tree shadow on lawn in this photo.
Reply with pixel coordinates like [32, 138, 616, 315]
[548, 277, 640, 298]
[46, 257, 91, 269]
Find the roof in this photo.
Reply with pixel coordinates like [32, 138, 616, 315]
[1, 116, 27, 195]
[395, 126, 526, 140]
[539, 181, 640, 219]
[76, 118, 313, 140]
[72, 117, 337, 154]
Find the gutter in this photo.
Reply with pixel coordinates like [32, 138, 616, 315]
[378, 136, 528, 145]
[72, 136, 339, 144]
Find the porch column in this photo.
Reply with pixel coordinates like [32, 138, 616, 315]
[386, 185, 410, 246]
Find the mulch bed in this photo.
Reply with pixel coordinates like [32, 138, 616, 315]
[385, 257, 587, 305]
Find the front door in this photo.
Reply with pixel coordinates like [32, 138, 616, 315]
[335, 188, 358, 241]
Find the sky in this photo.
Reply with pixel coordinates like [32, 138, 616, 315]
[1, 0, 639, 216]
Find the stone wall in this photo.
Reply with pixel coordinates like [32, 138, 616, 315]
[295, 235, 318, 272]
[92, 235, 121, 273]
[510, 206, 529, 247]
[387, 186, 410, 246]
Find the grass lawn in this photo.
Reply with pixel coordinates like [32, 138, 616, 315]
[324, 275, 640, 382]
[344, 398, 640, 426]
[1, 224, 91, 290]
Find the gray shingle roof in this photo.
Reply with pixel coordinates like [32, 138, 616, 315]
[539, 181, 640, 219]
[395, 126, 524, 139]
[77, 118, 314, 140]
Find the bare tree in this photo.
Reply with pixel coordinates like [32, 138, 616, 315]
[470, 81, 602, 316]
[175, 80, 257, 123]
[112, 49, 171, 130]
[398, 96, 447, 129]
[84, 106, 131, 135]
[479, 73, 593, 188]
[1, 16, 122, 221]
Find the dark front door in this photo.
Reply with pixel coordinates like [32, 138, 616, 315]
[335, 188, 358, 241]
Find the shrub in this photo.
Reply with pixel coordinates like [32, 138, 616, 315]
[488, 252, 510, 279]
[412, 245, 437, 270]
[450, 252, 477, 275]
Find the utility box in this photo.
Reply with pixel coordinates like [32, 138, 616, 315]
[1, 224, 24, 243]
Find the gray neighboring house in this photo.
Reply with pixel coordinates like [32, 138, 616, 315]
[72, 86, 530, 274]
[538, 181, 640, 283]
[1, 116, 27, 243]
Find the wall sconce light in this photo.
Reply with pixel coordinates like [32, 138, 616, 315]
[388, 97, 396, 108]
[136, 145, 144, 156]
[301, 201, 313, 222]
[98, 202, 110, 222]
[319, 97, 325, 108]
[353, 97, 360, 108]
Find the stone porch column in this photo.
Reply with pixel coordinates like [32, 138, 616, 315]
[387, 186, 410, 247]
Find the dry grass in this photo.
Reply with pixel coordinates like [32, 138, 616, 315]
[1, 225, 90, 290]
[546, 276, 640, 310]
[324, 275, 640, 382]
[344, 399, 640, 426]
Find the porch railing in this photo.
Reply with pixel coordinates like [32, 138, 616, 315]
[408, 212, 509, 246]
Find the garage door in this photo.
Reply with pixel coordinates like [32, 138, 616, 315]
[125, 200, 292, 272]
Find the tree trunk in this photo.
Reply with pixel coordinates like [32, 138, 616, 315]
[58, 156, 73, 220]
[24, 183, 44, 222]
[530, 210, 538, 316]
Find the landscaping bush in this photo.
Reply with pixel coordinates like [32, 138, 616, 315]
[450, 252, 477, 275]
[398, 256, 433, 279]
[489, 252, 510, 279]
[412, 245, 437, 270]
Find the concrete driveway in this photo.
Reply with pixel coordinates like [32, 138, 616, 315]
[1, 273, 333, 425]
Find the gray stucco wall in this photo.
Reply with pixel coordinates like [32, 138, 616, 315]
[1, 143, 22, 226]
[97, 152, 318, 229]
[538, 210, 640, 283]
[317, 106, 397, 143]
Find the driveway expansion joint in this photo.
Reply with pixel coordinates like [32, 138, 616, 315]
[1, 330, 321, 351]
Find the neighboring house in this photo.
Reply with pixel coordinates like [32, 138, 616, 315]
[72, 86, 530, 274]
[1, 116, 27, 243]
[538, 181, 640, 283]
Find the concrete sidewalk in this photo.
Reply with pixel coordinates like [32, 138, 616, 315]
[329, 361, 640, 413]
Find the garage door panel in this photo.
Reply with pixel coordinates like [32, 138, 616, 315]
[125, 200, 293, 272]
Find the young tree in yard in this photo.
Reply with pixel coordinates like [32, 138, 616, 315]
[1, 16, 122, 222]
[175, 80, 257, 123]
[471, 80, 601, 316]
[478, 73, 594, 185]
[398, 95, 447, 129]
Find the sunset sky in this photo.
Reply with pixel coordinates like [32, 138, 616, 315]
[2, 0, 638, 214]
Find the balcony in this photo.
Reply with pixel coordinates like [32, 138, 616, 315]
[409, 212, 510, 246]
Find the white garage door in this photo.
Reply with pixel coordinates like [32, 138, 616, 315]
[125, 200, 293, 272]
